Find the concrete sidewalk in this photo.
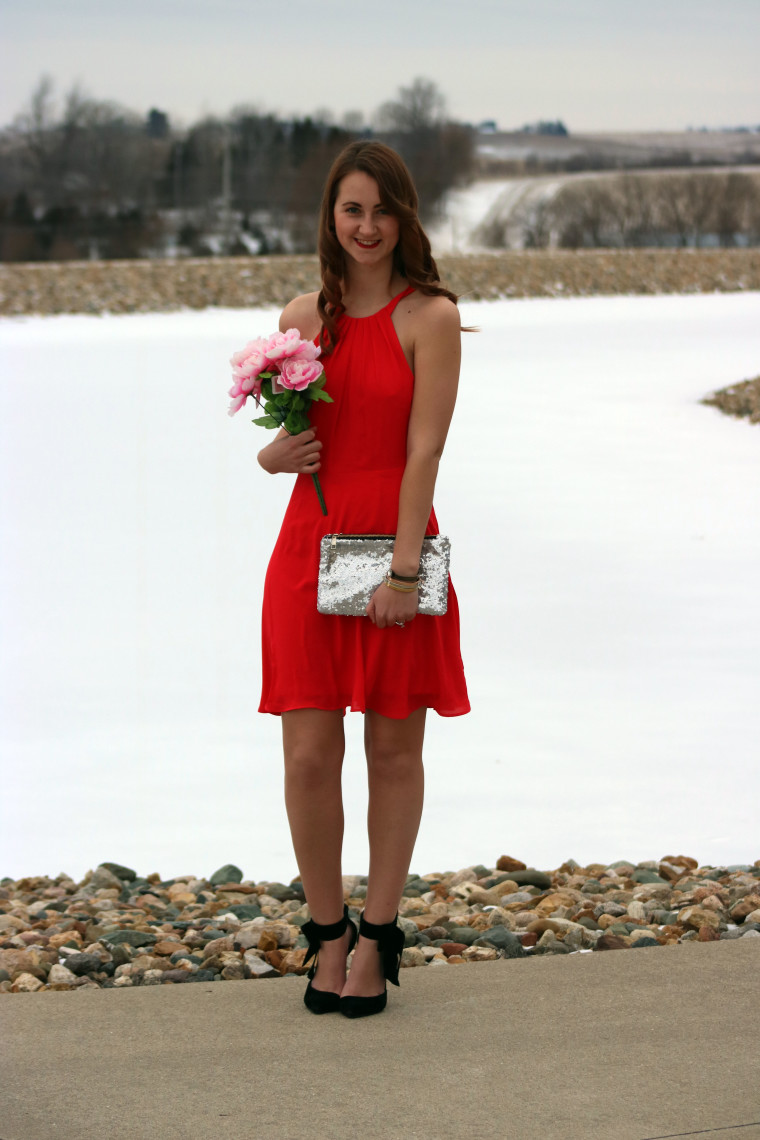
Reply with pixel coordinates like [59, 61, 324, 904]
[2, 938, 759, 1140]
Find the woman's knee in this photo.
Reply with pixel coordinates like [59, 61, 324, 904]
[364, 708, 425, 780]
[366, 743, 423, 782]
[284, 741, 344, 789]
[282, 710, 344, 788]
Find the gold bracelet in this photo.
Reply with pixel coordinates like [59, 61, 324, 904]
[384, 573, 419, 593]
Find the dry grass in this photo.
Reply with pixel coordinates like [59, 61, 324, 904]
[702, 376, 760, 425]
[1, 248, 760, 317]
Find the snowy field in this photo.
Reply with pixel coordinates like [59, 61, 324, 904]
[1, 291, 759, 883]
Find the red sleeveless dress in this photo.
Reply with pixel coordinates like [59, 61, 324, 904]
[259, 285, 470, 719]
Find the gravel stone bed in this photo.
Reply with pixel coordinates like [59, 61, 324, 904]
[2, 856, 758, 992]
[1, 249, 759, 317]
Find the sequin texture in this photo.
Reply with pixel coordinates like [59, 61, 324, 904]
[317, 534, 450, 616]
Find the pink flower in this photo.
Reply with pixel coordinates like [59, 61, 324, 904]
[228, 368, 262, 404]
[230, 337, 269, 390]
[265, 328, 321, 364]
[227, 392, 248, 416]
[277, 357, 324, 391]
[290, 338, 321, 362]
[231, 336, 269, 373]
[227, 326, 323, 413]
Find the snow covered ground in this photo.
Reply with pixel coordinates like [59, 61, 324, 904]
[2, 291, 759, 884]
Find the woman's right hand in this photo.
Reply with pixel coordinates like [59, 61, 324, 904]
[257, 428, 322, 475]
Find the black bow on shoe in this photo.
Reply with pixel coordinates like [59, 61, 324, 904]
[358, 914, 405, 986]
[302, 909, 351, 971]
[339, 913, 405, 1020]
[301, 904, 358, 1015]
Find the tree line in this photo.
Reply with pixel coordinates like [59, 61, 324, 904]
[478, 171, 760, 250]
[0, 77, 474, 261]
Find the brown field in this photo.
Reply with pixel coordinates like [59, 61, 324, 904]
[1, 248, 759, 317]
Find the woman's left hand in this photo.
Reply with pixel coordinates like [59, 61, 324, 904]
[366, 582, 419, 629]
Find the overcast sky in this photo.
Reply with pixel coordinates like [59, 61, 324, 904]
[2, 0, 758, 133]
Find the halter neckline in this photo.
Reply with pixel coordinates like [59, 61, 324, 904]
[342, 284, 415, 321]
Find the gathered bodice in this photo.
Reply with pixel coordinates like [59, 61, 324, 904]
[310, 286, 415, 476]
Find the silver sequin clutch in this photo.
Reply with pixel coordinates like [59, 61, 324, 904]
[317, 534, 450, 616]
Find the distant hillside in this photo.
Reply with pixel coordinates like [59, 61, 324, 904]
[477, 129, 760, 173]
[428, 169, 760, 254]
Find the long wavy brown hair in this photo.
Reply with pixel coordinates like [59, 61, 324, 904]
[316, 140, 458, 353]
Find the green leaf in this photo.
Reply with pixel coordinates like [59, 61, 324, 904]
[252, 415, 279, 429]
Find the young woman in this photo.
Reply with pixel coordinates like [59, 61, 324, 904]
[256, 140, 470, 1018]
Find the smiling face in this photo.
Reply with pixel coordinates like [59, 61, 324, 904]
[333, 170, 400, 266]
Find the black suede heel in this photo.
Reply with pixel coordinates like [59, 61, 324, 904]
[339, 913, 405, 1020]
[301, 904, 358, 1014]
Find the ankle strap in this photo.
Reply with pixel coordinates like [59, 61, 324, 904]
[359, 914, 398, 940]
[303, 904, 348, 942]
[301, 904, 350, 969]
[358, 913, 404, 987]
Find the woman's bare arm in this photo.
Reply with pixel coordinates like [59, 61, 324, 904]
[367, 296, 461, 627]
[257, 294, 323, 474]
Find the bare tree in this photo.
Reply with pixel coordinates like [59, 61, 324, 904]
[607, 175, 658, 246]
[553, 180, 617, 248]
[9, 75, 63, 201]
[1, 74, 476, 260]
[511, 195, 556, 249]
[341, 110, 365, 133]
[746, 180, 760, 245]
[374, 78, 474, 220]
[376, 78, 446, 134]
[656, 174, 715, 247]
[3, 76, 167, 258]
[712, 172, 759, 246]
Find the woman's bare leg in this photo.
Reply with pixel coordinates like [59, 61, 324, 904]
[282, 708, 350, 993]
[342, 706, 426, 998]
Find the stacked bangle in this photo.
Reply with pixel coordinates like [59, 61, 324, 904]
[384, 571, 420, 593]
[389, 568, 420, 583]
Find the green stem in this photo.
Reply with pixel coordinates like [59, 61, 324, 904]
[254, 394, 327, 515]
[312, 473, 328, 516]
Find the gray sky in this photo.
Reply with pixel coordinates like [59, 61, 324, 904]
[2, 0, 758, 132]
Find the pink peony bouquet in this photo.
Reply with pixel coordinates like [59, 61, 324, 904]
[228, 328, 333, 515]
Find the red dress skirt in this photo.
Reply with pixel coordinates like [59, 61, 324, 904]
[259, 286, 470, 719]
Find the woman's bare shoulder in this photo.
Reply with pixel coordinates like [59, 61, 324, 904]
[279, 291, 321, 337]
[401, 290, 460, 336]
